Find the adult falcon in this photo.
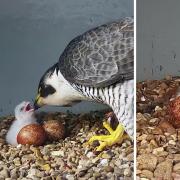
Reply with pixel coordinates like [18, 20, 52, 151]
[34, 17, 134, 151]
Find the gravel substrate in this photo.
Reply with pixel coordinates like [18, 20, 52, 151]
[136, 76, 180, 180]
[0, 110, 133, 179]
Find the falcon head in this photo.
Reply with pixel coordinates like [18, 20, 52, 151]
[34, 63, 59, 110]
[15, 101, 34, 120]
[34, 63, 83, 110]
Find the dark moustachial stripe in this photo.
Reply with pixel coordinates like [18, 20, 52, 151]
[40, 85, 56, 98]
[38, 63, 58, 98]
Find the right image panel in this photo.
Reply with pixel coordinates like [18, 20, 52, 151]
[136, 0, 180, 179]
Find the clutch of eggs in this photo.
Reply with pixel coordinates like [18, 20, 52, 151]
[168, 96, 180, 128]
[17, 120, 65, 145]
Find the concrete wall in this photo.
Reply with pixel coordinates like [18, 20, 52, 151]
[0, 0, 133, 116]
[137, 0, 180, 81]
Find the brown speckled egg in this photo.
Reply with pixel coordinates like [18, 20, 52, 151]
[43, 120, 64, 141]
[17, 124, 46, 145]
[168, 96, 180, 128]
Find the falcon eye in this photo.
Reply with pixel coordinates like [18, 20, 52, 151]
[40, 85, 56, 98]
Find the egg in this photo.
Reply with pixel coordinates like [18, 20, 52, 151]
[17, 124, 47, 145]
[43, 120, 64, 141]
[168, 96, 180, 128]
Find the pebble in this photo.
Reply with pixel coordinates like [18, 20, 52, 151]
[16, 144, 22, 149]
[152, 147, 164, 155]
[127, 153, 133, 161]
[99, 159, 108, 167]
[0, 168, 9, 178]
[172, 172, 180, 179]
[13, 157, 21, 166]
[42, 176, 52, 180]
[27, 169, 40, 178]
[137, 134, 148, 141]
[154, 160, 172, 179]
[91, 157, 100, 164]
[173, 162, 180, 172]
[86, 152, 94, 158]
[93, 172, 101, 178]
[104, 166, 114, 172]
[149, 118, 159, 124]
[123, 168, 132, 176]
[51, 150, 64, 157]
[10, 168, 18, 179]
[66, 174, 75, 180]
[174, 154, 180, 163]
[140, 169, 153, 179]
[169, 139, 176, 145]
[137, 154, 157, 171]
[155, 106, 162, 111]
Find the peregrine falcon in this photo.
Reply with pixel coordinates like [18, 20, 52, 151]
[34, 17, 134, 151]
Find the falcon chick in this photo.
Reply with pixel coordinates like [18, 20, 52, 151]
[34, 17, 134, 151]
[6, 101, 37, 145]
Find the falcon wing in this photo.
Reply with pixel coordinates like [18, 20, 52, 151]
[59, 17, 134, 88]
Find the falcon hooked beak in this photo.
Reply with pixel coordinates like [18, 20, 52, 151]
[34, 93, 44, 110]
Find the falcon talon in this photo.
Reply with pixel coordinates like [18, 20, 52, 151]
[87, 122, 125, 151]
[102, 120, 114, 134]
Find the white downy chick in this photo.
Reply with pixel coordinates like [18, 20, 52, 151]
[6, 101, 37, 145]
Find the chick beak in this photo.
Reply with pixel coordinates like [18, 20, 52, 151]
[34, 100, 40, 110]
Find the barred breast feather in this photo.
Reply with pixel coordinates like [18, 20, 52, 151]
[72, 80, 134, 139]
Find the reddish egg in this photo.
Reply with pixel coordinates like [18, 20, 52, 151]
[17, 124, 47, 145]
[43, 120, 64, 141]
[168, 96, 180, 128]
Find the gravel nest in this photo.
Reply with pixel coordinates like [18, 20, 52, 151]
[0, 110, 133, 180]
[136, 76, 180, 180]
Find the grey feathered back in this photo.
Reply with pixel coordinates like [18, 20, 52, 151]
[59, 17, 134, 88]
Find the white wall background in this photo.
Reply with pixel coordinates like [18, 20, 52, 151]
[0, 0, 133, 116]
[137, 0, 180, 81]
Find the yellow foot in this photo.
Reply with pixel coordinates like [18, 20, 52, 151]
[87, 121, 125, 151]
